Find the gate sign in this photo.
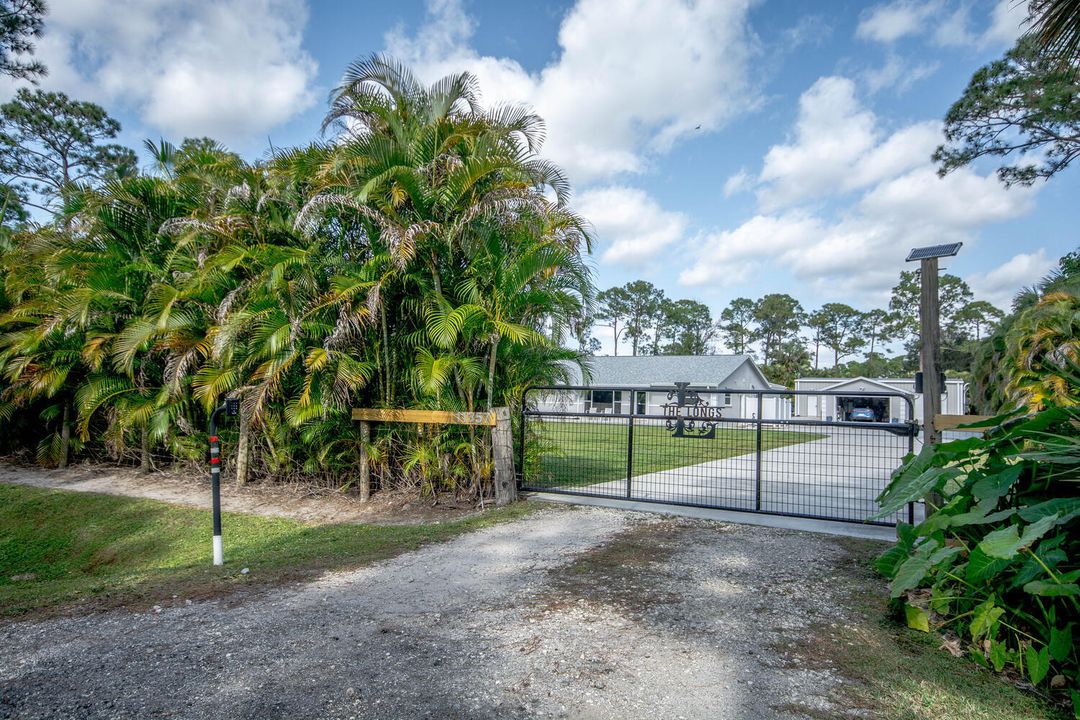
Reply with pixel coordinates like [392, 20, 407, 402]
[663, 382, 720, 439]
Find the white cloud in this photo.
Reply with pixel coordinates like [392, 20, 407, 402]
[856, 0, 1029, 49]
[385, 0, 759, 184]
[968, 250, 1054, 309]
[4, 0, 318, 147]
[858, 166, 1035, 228]
[576, 186, 688, 265]
[755, 76, 940, 210]
[683, 169, 1034, 298]
[682, 72, 1039, 301]
[856, 0, 938, 43]
[931, 0, 1030, 47]
[982, 0, 1030, 46]
[862, 53, 939, 93]
[782, 15, 833, 48]
[679, 213, 822, 286]
[932, 4, 978, 47]
[723, 169, 753, 197]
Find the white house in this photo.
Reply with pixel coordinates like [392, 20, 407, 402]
[537, 355, 791, 420]
[793, 376, 968, 423]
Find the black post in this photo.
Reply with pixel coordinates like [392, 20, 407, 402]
[519, 389, 528, 490]
[209, 407, 223, 566]
[907, 396, 916, 525]
[208, 397, 239, 566]
[755, 392, 763, 512]
[626, 414, 634, 500]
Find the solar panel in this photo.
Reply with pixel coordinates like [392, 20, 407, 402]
[906, 243, 963, 262]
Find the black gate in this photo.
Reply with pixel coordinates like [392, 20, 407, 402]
[519, 384, 918, 526]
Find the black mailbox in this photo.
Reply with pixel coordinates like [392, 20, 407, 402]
[914, 371, 946, 395]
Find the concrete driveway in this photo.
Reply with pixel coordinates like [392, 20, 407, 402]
[580, 426, 921, 524]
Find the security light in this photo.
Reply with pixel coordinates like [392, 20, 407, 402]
[905, 243, 963, 262]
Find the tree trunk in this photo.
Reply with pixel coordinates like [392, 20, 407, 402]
[139, 424, 151, 475]
[59, 401, 70, 469]
[381, 303, 392, 404]
[813, 340, 820, 370]
[486, 335, 499, 412]
[235, 404, 251, 485]
[613, 322, 619, 356]
[429, 256, 443, 296]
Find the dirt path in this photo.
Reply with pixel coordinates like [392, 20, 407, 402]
[0, 505, 890, 720]
[0, 463, 481, 525]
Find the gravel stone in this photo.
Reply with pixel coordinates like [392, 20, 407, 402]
[0, 506, 884, 719]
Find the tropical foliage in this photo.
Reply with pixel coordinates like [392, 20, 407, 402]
[0, 56, 592, 499]
[874, 408, 1079, 716]
[971, 249, 1080, 414]
[1029, 0, 1080, 74]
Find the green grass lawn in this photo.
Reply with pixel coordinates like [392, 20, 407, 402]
[529, 421, 823, 488]
[0, 483, 535, 619]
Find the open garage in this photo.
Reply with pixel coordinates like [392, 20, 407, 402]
[793, 376, 968, 423]
[836, 394, 889, 422]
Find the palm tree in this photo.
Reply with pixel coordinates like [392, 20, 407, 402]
[171, 153, 380, 482]
[300, 54, 587, 408]
[1004, 290, 1080, 408]
[1028, 0, 1080, 70]
[0, 309, 84, 465]
[972, 259, 1080, 413]
[38, 176, 201, 471]
[0, 56, 595, 498]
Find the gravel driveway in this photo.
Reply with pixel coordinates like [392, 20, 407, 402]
[0, 506, 885, 719]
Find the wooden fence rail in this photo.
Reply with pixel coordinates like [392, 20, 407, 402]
[351, 408, 497, 426]
[935, 414, 994, 432]
[352, 406, 516, 506]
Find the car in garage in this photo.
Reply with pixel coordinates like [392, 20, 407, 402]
[849, 407, 877, 422]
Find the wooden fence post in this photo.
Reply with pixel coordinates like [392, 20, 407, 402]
[492, 407, 517, 506]
[358, 420, 371, 503]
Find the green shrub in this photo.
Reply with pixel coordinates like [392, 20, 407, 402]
[874, 407, 1079, 717]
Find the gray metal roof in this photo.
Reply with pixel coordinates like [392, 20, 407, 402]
[796, 376, 966, 385]
[564, 354, 759, 387]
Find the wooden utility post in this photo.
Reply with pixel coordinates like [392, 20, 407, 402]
[907, 243, 961, 517]
[919, 256, 942, 447]
[907, 242, 961, 448]
[358, 420, 371, 503]
[491, 407, 517, 506]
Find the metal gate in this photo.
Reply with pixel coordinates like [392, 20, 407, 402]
[519, 384, 918, 526]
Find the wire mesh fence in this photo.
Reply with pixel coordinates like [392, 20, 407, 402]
[520, 385, 918, 526]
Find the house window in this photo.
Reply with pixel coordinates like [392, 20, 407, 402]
[724, 393, 732, 406]
[591, 390, 613, 404]
[590, 390, 622, 413]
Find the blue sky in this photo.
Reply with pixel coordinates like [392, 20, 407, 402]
[5, 0, 1075, 353]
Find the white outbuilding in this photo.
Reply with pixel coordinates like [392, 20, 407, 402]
[793, 376, 968, 423]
